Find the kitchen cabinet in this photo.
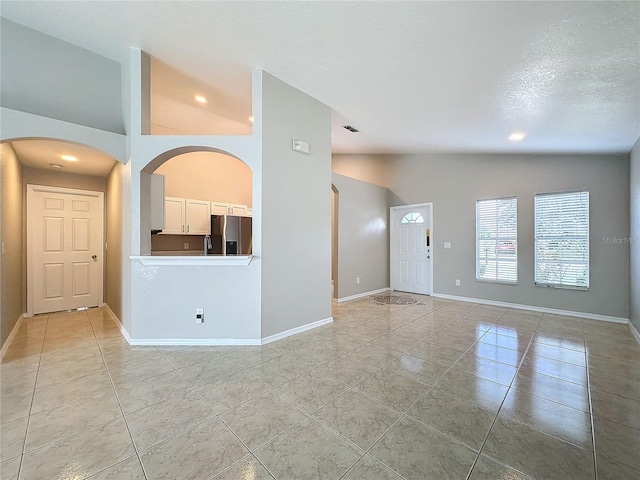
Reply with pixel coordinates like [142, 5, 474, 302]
[229, 204, 248, 216]
[161, 196, 252, 234]
[185, 199, 211, 234]
[162, 197, 210, 235]
[213, 202, 251, 216]
[163, 197, 186, 234]
[211, 201, 230, 215]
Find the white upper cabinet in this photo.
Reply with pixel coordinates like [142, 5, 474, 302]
[162, 197, 251, 234]
[211, 201, 230, 215]
[229, 204, 248, 216]
[185, 199, 211, 234]
[163, 197, 210, 235]
[163, 197, 186, 234]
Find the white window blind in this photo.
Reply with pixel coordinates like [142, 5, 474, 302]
[534, 191, 589, 289]
[476, 197, 517, 284]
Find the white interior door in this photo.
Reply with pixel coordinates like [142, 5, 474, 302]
[391, 205, 432, 295]
[27, 185, 104, 315]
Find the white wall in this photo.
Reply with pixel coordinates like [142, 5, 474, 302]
[629, 137, 640, 333]
[127, 58, 263, 341]
[332, 173, 390, 299]
[261, 72, 332, 337]
[386, 153, 630, 320]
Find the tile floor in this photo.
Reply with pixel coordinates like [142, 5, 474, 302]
[1, 295, 640, 479]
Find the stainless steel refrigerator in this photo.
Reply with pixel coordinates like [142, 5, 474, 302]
[209, 215, 252, 255]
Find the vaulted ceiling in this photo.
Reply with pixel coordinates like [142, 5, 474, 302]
[2, 1, 639, 155]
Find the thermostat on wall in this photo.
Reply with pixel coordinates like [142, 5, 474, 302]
[292, 139, 310, 154]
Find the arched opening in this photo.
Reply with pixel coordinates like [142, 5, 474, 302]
[0, 138, 122, 325]
[141, 147, 253, 256]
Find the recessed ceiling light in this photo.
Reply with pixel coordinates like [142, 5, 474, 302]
[509, 132, 526, 141]
[60, 154, 77, 162]
[249, 116, 254, 123]
[50, 163, 63, 169]
[194, 95, 207, 104]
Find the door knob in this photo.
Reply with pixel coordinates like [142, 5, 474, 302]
[92, 255, 97, 260]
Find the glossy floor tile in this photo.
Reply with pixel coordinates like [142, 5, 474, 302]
[370, 415, 477, 479]
[483, 416, 595, 480]
[1, 299, 639, 479]
[256, 416, 363, 479]
[407, 389, 496, 451]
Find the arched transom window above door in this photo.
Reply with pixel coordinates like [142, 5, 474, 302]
[400, 212, 424, 224]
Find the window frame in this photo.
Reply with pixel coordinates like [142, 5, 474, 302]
[475, 196, 518, 285]
[400, 212, 424, 224]
[534, 190, 590, 290]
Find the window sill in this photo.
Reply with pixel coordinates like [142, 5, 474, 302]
[535, 283, 588, 291]
[475, 279, 518, 286]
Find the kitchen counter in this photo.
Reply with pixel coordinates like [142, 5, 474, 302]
[131, 254, 253, 266]
[151, 250, 206, 256]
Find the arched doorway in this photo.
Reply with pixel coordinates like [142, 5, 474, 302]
[1, 138, 121, 317]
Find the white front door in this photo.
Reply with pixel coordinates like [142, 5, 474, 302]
[391, 204, 432, 295]
[27, 185, 104, 315]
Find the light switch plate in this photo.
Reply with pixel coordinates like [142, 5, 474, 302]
[444, 242, 451, 249]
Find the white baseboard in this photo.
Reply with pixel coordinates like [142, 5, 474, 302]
[431, 292, 628, 324]
[103, 304, 132, 344]
[261, 316, 334, 345]
[129, 338, 263, 346]
[0, 313, 26, 360]
[128, 317, 335, 346]
[104, 304, 332, 347]
[629, 322, 640, 346]
[336, 288, 390, 304]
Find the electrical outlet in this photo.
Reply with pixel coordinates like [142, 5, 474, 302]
[455, 279, 461, 286]
[184, 242, 189, 250]
[196, 307, 204, 323]
[356, 277, 360, 284]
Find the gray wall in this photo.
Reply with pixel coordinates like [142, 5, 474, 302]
[332, 154, 392, 187]
[1, 18, 123, 134]
[261, 72, 332, 337]
[332, 173, 390, 299]
[385, 153, 629, 319]
[1, 144, 24, 347]
[630, 137, 640, 332]
[106, 162, 125, 321]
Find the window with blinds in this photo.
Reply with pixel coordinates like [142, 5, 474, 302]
[476, 197, 517, 284]
[534, 190, 589, 289]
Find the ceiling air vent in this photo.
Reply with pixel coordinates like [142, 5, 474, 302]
[342, 125, 359, 133]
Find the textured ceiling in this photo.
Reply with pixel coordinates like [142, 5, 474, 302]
[1, 1, 639, 155]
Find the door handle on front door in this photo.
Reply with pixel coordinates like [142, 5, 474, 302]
[92, 255, 97, 261]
